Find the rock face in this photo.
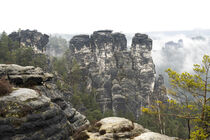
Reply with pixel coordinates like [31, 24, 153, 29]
[165, 39, 183, 49]
[0, 64, 53, 86]
[75, 117, 178, 140]
[0, 64, 89, 140]
[0, 88, 71, 140]
[9, 29, 49, 53]
[35, 85, 90, 135]
[153, 74, 168, 103]
[68, 30, 166, 118]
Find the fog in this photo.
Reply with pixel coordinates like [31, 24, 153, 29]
[146, 32, 209, 87]
[152, 34, 209, 72]
[56, 30, 210, 80]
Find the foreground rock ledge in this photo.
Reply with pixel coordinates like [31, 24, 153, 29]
[75, 117, 179, 140]
[0, 64, 53, 86]
[0, 64, 90, 140]
[0, 88, 71, 140]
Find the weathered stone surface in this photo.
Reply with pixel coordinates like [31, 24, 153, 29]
[9, 29, 49, 53]
[35, 84, 90, 137]
[0, 88, 71, 140]
[134, 132, 176, 140]
[69, 35, 91, 52]
[0, 64, 90, 139]
[68, 30, 167, 118]
[153, 74, 168, 103]
[50, 97, 90, 134]
[75, 117, 177, 140]
[132, 33, 152, 49]
[0, 64, 53, 86]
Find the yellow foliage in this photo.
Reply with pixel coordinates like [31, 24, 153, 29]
[167, 99, 177, 105]
[155, 100, 162, 104]
[187, 105, 195, 110]
[141, 107, 150, 113]
[190, 126, 208, 140]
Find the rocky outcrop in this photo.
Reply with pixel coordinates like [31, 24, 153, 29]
[0, 64, 53, 86]
[75, 117, 178, 140]
[0, 88, 71, 140]
[165, 39, 183, 49]
[9, 29, 49, 53]
[35, 85, 90, 134]
[153, 74, 168, 103]
[0, 64, 89, 140]
[68, 30, 167, 118]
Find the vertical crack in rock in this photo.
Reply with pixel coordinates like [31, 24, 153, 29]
[68, 30, 167, 118]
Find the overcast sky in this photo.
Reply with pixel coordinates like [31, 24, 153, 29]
[1, 0, 210, 34]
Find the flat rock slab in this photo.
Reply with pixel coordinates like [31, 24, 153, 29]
[134, 132, 177, 140]
[0, 64, 53, 86]
[0, 88, 39, 102]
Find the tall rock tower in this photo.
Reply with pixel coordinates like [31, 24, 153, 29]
[68, 30, 166, 118]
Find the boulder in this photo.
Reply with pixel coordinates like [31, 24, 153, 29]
[75, 117, 177, 140]
[134, 132, 176, 140]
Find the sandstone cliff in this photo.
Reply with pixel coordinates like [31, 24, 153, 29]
[9, 29, 49, 53]
[0, 64, 89, 140]
[68, 30, 167, 118]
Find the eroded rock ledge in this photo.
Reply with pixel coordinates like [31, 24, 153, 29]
[0, 64, 53, 86]
[0, 64, 89, 140]
[0, 88, 71, 140]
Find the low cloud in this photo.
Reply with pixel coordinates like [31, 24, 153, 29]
[150, 33, 210, 85]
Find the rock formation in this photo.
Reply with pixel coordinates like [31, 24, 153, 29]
[9, 29, 49, 53]
[68, 30, 166, 118]
[165, 39, 183, 49]
[0, 88, 71, 140]
[0, 64, 89, 140]
[74, 117, 178, 140]
[0, 64, 53, 86]
[153, 74, 168, 103]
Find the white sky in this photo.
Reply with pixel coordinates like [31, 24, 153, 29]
[1, 0, 210, 34]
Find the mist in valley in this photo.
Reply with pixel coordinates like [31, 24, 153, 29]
[49, 30, 210, 86]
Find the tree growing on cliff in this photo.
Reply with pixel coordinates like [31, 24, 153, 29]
[0, 32, 47, 69]
[0, 32, 17, 63]
[142, 55, 210, 139]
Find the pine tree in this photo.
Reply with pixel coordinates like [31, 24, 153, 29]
[142, 55, 210, 139]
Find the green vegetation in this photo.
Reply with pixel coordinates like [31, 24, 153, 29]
[51, 55, 104, 123]
[51, 49, 198, 138]
[142, 55, 210, 139]
[140, 101, 188, 138]
[0, 32, 47, 69]
[46, 35, 68, 57]
[1, 31, 208, 139]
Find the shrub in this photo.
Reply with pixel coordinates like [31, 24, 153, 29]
[0, 76, 12, 96]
